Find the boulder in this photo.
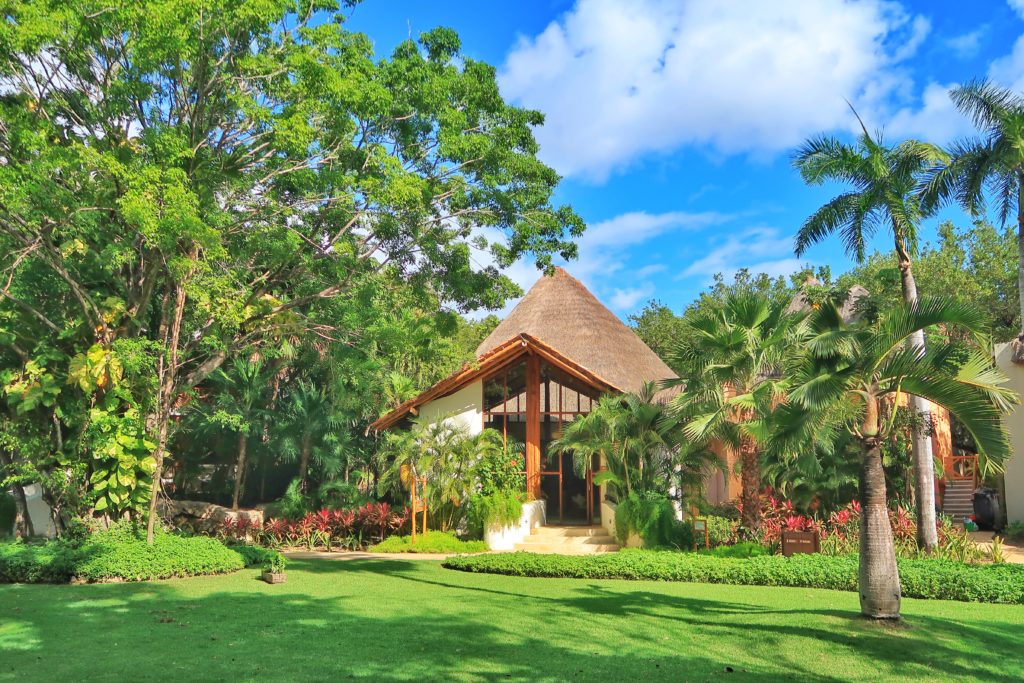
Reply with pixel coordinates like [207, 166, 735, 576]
[160, 499, 263, 537]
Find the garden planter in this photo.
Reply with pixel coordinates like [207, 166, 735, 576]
[261, 571, 286, 584]
[484, 500, 546, 550]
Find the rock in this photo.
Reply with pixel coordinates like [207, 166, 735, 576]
[159, 499, 263, 537]
[1011, 337, 1024, 365]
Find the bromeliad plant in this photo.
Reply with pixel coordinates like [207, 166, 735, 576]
[773, 297, 1016, 619]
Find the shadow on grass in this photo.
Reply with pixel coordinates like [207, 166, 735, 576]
[0, 559, 1021, 682]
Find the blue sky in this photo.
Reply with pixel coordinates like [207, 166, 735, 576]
[346, 0, 1024, 319]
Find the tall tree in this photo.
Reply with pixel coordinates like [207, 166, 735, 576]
[279, 381, 341, 493]
[0, 1, 583, 541]
[792, 117, 947, 550]
[775, 299, 1013, 619]
[667, 294, 804, 532]
[920, 79, 1024, 339]
[204, 359, 268, 510]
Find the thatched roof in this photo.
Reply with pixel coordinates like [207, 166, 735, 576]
[477, 267, 677, 394]
[368, 268, 679, 432]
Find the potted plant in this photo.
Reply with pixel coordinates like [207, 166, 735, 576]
[261, 553, 287, 584]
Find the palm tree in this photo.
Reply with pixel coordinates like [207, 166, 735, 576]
[667, 294, 804, 532]
[551, 382, 695, 504]
[378, 416, 501, 531]
[792, 115, 948, 550]
[775, 298, 1014, 619]
[920, 79, 1024, 337]
[279, 381, 341, 492]
[207, 359, 268, 510]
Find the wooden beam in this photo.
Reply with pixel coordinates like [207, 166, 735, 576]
[525, 352, 541, 499]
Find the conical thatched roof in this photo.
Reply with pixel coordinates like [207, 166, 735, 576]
[477, 267, 677, 393]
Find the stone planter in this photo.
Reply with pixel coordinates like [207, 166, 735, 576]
[261, 571, 286, 584]
[484, 500, 546, 551]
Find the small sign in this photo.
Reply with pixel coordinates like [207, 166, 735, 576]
[781, 530, 820, 557]
[691, 518, 709, 549]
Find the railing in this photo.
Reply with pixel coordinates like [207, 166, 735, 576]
[948, 455, 978, 486]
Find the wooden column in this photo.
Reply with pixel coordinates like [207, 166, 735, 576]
[525, 353, 541, 499]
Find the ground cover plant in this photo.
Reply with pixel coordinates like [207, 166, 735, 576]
[443, 549, 1024, 604]
[0, 522, 277, 583]
[368, 531, 487, 554]
[1, 559, 1021, 682]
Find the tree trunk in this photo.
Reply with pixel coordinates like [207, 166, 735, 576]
[895, 244, 938, 551]
[298, 433, 312, 492]
[859, 434, 902, 619]
[738, 435, 761, 533]
[1017, 175, 1024, 336]
[145, 410, 173, 544]
[231, 432, 248, 510]
[0, 451, 35, 537]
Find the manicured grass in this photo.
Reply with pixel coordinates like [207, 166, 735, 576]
[1, 559, 1022, 682]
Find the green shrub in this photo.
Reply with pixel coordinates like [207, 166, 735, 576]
[0, 492, 15, 537]
[0, 522, 245, 583]
[264, 553, 287, 573]
[614, 492, 676, 547]
[699, 542, 769, 558]
[467, 491, 525, 534]
[1004, 521, 1024, 542]
[442, 549, 1024, 604]
[369, 530, 487, 554]
[0, 538, 79, 583]
[227, 543, 281, 568]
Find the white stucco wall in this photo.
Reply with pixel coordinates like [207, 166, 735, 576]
[484, 499, 546, 550]
[995, 343, 1024, 523]
[418, 380, 483, 435]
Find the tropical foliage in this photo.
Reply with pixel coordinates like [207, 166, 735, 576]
[773, 298, 1014, 617]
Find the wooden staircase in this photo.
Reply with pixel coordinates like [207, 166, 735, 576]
[512, 525, 619, 554]
[942, 479, 975, 521]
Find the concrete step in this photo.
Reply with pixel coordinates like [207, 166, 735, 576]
[517, 534, 616, 546]
[510, 525, 620, 554]
[511, 542, 620, 554]
[530, 525, 607, 537]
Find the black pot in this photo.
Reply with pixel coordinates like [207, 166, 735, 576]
[972, 488, 1001, 532]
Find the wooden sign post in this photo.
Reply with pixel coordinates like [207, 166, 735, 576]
[410, 476, 428, 544]
[781, 530, 820, 557]
[691, 518, 709, 550]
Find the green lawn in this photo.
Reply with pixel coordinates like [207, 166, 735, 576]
[1, 559, 1022, 682]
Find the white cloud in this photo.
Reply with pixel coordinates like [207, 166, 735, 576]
[990, 35, 1024, 93]
[467, 210, 734, 318]
[610, 284, 656, 311]
[501, 0, 930, 181]
[1010, 0, 1024, 20]
[945, 28, 986, 60]
[885, 82, 973, 142]
[570, 210, 734, 287]
[635, 263, 667, 278]
[680, 226, 802, 282]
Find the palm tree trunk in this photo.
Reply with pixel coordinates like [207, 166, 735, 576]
[895, 244, 938, 551]
[298, 433, 312, 493]
[859, 433, 902, 619]
[231, 432, 248, 510]
[738, 435, 761, 533]
[1017, 176, 1024, 336]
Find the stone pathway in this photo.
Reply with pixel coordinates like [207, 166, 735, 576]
[968, 531, 1024, 563]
